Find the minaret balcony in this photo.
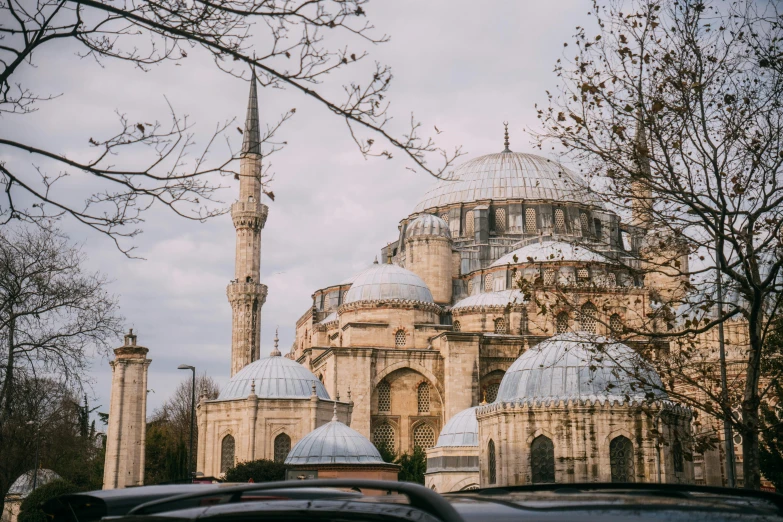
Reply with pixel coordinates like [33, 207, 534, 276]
[227, 281, 268, 304]
[231, 201, 269, 230]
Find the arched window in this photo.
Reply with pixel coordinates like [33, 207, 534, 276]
[453, 320, 461, 332]
[485, 382, 500, 403]
[440, 213, 449, 224]
[531, 435, 555, 484]
[525, 208, 537, 234]
[413, 423, 436, 450]
[484, 273, 493, 292]
[607, 272, 617, 287]
[377, 380, 391, 413]
[465, 210, 475, 236]
[467, 279, 474, 295]
[488, 440, 497, 484]
[373, 423, 396, 453]
[554, 208, 565, 233]
[394, 329, 406, 347]
[520, 308, 528, 333]
[556, 312, 569, 334]
[580, 213, 590, 236]
[673, 439, 684, 473]
[609, 435, 635, 482]
[610, 314, 623, 335]
[544, 268, 556, 285]
[494, 208, 506, 233]
[494, 317, 506, 334]
[417, 382, 430, 413]
[220, 434, 235, 473]
[580, 302, 597, 333]
[273, 433, 291, 463]
[577, 267, 590, 284]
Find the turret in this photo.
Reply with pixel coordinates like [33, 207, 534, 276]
[404, 214, 453, 304]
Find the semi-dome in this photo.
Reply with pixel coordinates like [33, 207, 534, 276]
[413, 152, 603, 213]
[496, 332, 667, 404]
[452, 290, 527, 311]
[218, 353, 330, 401]
[285, 417, 385, 465]
[343, 262, 434, 304]
[7, 469, 61, 498]
[491, 240, 610, 268]
[406, 214, 451, 239]
[435, 406, 479, 447]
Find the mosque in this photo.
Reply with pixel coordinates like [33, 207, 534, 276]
[101, 74, 741, 493]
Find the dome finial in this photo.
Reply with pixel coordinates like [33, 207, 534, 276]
[332, 400, 338, 422]
[373, 256, 379, 264]
[502, 121, 511, 153]
[270, 326, 281, 356]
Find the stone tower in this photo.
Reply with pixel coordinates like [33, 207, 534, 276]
[102, 330, 151, 490]
[228, 71, 269, 376]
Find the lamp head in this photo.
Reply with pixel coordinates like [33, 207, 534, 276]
[178, 364, 195, 371]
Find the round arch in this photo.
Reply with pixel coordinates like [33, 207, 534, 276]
[372, 361, 444, 407]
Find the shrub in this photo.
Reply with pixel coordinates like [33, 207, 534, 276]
[18, 479, 80, 522]
[224, 459, 286, 483]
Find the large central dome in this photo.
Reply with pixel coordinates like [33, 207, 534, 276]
[413, 152, 602, 213]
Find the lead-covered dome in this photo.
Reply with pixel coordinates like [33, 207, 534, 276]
[285, 418, 385, 465]
[343, 263, 433, 304]
[218, 354, 330, 401]
[436, 406, 479, 447]
[7, 469, 61, 498]
[413, 152, 603, 213]
[452, 290, 527, 311]
[490, 240, 610, 268]
[496, 332, 667, 404]
[406, 214, 451, 239]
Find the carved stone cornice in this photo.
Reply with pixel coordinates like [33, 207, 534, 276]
[227, 281, 268, 305]
[338, 300, 442, 315]
[230, 201, 269, 230]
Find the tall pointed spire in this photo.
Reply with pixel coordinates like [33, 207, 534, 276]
[242, 69, 261, 156]
[270, 326, 281, 357]
[631, 110, 653, 229]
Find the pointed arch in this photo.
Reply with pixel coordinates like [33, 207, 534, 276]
[609, 435, 634, 482]
[220, 434, 235, 474]
[488, 439, 497, 484]
[273, 433, 291, 463]
[530, 435, 555, 484]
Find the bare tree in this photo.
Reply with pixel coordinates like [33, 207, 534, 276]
[0, 0, 463, 254]
[151, 373, 219, 443]
[0, 224, 123, 425]
[535, 0, 783, 489]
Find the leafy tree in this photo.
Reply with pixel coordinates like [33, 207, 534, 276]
[1, 0, 462, 255]
[536, 0, 783, 489]
[396, 446, 427, 485]
[374, 442, 397, 464]
[224, 459, 286, 483]
[17, 479, 79, 522]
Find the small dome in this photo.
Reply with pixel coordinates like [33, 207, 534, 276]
[491, 240, 609, 268]
[414, 152, 603, 213]
[285, 419, 385, 465]
[406, 214, 451, 239]
[496, 333, 667, 404]
[452, 290, 527, 310]
[343, 263, 433, 304]
[7, 469, 61, 498]
[218, 355, 329, 401]
[436, 407, 479, 447]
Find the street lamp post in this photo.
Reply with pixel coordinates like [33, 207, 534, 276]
[178, 364, 196, 482]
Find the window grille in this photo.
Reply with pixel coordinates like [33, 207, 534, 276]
[494, 208, 506, 233]
[378, 381, 391, 412]
[531, 435, 555, 483]
[488, 440, 497, 484]
[440, 213, 449, 224]
[610, 436, 635, 482]
[494, 317, 506, 334]
[484, 273, 493, 292]
[544, 269, 556, 285]
[520, 308, 529, 333]
[373, 424, 396, 453]
[525, 208, 537, 234]
[554, 208, 565, 233]
[394, 329, 406, 347]
[485, 382, 500, 403]
[465, 211, 475, 236]
[607, 273, 617, 286]
[577, 267, 590, 284]
[413, 424, 436, 450]
[580, 302, 597, 333]
[673, 440, 684, 473]
[513, 269, 523, 283]
[580, 213, 590, 236]
[274, 433, 291, 463]
[610, 314, 623, 334]
[453, 320, 461, 332]
[417, 382, 430, 413]
[220, 435, 235, 474]
[556, 312, 569, 334]
[467, 279, 474, 295]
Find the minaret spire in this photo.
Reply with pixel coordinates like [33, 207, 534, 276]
[631, 110, 653, 229]
[227, 69, 269, 376]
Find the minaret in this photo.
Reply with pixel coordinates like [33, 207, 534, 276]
[631, 115, 653, 230]
[103, 330, 151, 489]
[227, 71, 269, 376]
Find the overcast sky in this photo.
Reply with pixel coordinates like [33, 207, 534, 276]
[7, 1, 593, 419]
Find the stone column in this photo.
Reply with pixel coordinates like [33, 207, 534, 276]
[102, 330, 151, 490]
